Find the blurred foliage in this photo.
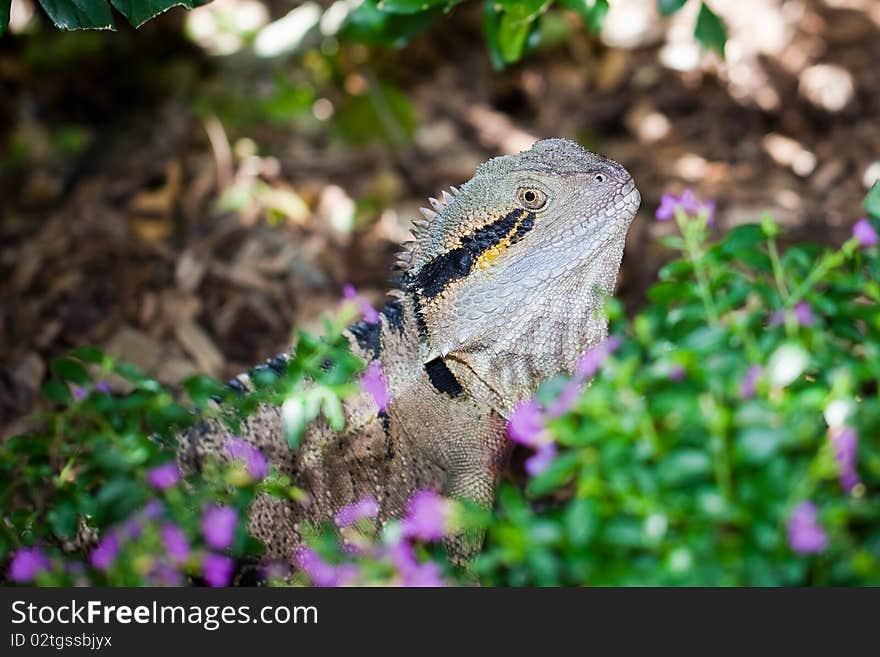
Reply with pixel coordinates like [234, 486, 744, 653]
[474, 186, 880, 585]
[2, 0, 728, 65]
[4, 184, 877, 586]
[0, 0, 211, 36]
[0, 312, 362, 585]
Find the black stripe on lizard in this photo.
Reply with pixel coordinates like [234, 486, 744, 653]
[424, 357, 463, 398]
[349, 319, 382, 359]
[407, 208, 536, 301]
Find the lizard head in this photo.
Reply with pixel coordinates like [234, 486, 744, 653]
[402, 138, 640, 406]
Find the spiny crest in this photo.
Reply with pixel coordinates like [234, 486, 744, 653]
[394, 139, 605, 274]
[393, 185, 461, 272]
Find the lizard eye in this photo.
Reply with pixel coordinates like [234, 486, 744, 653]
[594, 173, 607, 183]
[517, 187, 548, 210]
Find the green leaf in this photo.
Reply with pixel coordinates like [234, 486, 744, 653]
[377, 0, 457, 15]
[497, 0, 548, 63]
[110, 0, 196, 28]
[333, 83, 416, 149]
[42, 380, 72, 405]
[735, 427, 782, 464]
[863, 180, 880, 219]
[657, 0, 686, 17]
[658, 449, 712, 486]
[498, 13, 531, 64]
[51, 357, 89, 385]
[48, 499, 78, 539]
[38, 0, 115, 30]
[564, 498, 598, 546]
[1, 0, 10, 37]
[694, 1, 726, 55]
[482, 0, 506, 70]
[343, 0, 444, 48]
[69, 345, 105, 364]
[182, 374, 225, 408]
[526, 452, 580, 497]
[559, 0, 608, 33]
[321, 393, 345, 431]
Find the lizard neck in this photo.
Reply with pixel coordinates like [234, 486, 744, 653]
[345, 245, 619, 416]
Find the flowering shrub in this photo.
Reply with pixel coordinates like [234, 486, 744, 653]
[0, 319, 362, 586]
[475, 184, 880, 585]
[3, 184, 879, 587]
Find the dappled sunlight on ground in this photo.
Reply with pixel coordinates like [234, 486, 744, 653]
[1, 0, 878, 435]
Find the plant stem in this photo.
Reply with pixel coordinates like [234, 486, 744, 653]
[767, 235, 789, 302]
[678, 210, 719, 323]
[787, 249, 845, 307]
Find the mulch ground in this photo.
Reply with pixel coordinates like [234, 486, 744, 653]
[2, 0, 878, 434]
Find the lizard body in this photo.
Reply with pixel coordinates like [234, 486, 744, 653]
[180, 139, 641, 562]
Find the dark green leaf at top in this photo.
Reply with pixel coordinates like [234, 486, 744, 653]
[694, 1, 726, 55]
[110, 0, 196, 28]
[376, 0, 459, 15]
[657, 0, 687, 16]
[1, 0, 10, 37]
[343, 0, 445, 47]
[38, 0, 115, 30]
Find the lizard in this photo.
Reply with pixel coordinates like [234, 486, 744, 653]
[178, 138, 641, 563]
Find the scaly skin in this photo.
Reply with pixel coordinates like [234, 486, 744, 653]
[179, 139, 641, 563]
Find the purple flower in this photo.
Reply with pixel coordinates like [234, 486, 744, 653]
[787, 501, 828, 554]
[8, 547, 50, 582]
[121, 517, 142, 541]
[202, 553, 234, 587]
[72, 386, 88, 401]
[544, 380, 582, 419]
[668, 364, 686, 381]
[142, 500, 163, 520]
[262, 561, 291, 581]
[703, 201, 717, 224]
[507, 399, 546, 448]
[334, 496, 380, 527]
[295, 547, 353, 587]
[201, 505, 238, 550]
[793, 301, 815, 326]
[360, 361, 391, 413]
[388, 539, 417, 571]
[388, 541, 444, 587]
[830, 427, 860, 493]
[853, 218, 878, 247]
[226, 437, 269, 481]
[769, 301, 815, 328]
[739, 365, 762, 399]
[90, 534, 120, 571]
[149, 562, 182, 586]
[401, 490, 448, 541]
[146, 462, 180, 491]
[360, 302, 380, 324]
[655, 193, 678, 221]
[401, 561, 444, 587]
[678, 189, 699, 214]
[655, 189, 715, 223]
[525, 442, 557, 476]
[576, 336, 620, 379]
[161, 524, 191, 563]
[96, 380, 111, 394]
[343, 283, 380, 324]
